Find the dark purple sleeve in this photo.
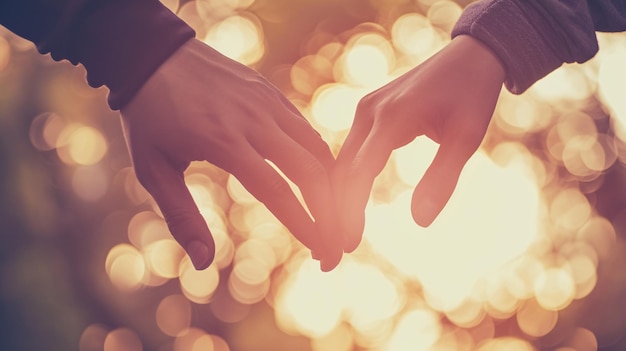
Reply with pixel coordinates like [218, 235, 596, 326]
[0, 0, 196, 110]
[452, 0, 626, 94]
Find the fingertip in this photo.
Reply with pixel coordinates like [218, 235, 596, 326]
[186, 239, 215, 270]
[338, 198, 366, 252]
[411, 186, 445, 227]
[342, 220, 364, 253]
[320, 250, 343, 272]
[412, 199, 438, 227]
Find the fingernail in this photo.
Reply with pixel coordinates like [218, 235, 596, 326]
[187, 240, 211, 270]
[413, 199, 437, 227]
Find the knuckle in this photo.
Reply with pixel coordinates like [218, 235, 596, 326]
[266, 177, 294, 198]
[356, 94, 376, 115]
[163, 207, 200, 231]
[301, 159, 328, 181]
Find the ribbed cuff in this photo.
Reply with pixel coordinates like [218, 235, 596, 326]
[68, 0, 195, 109]
[452, 0, 597, 94]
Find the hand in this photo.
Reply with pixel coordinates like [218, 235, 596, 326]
[335, 35, 506, 252]
[120, 38, 342, 271]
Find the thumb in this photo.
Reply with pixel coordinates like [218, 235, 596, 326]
[411, 135, 479, 227]
[134, 153, 215, 270]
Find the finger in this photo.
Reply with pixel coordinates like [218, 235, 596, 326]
[332, 100, 378, 252]
[256, 129, 343, 272]
[340, 127, 396, 252]
[228, 147, 325, 259]
[275, 112, 335, 170]
[411, 135, 479, 227]
[335, 101, 375, 165]
[134, 152, 215, 271]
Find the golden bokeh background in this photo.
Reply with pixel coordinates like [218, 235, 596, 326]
[2, 0, 626, 350]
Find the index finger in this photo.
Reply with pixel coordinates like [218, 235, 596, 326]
[228, 147, 329, 263]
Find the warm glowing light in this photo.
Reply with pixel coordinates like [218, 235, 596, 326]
[56, 124, 107, 165]
[550, 188, 591, 231]
[196, 0, 256, 22]
[212, 227, 235, 269]
[385, 309, 442, 351]
[495, 93, 553, 134]
[248, 222, 293, 265]
[228, 260, 271, 304]
[179, 257, 220, 303]
[275, 259, 344, 337]
[342, 34, 393, 87]
[226, 174, 257, 205]
[127, 211, 171, 249]
[210, 287, 251, 323]
[203, 15, 264, 65]
[103, 328, 143, 351]
[567, 327, 598, 351]
[79, 324, 108, 351]
[291, 54, 334, 96]
[484, 276, 519, 317]
[120, 167, 151, 205]
[567, 254, 597, 299]
[394, 136, 438, 185]
[367, 150, 541, 311]
[338, 261, 401, 334]
[391, 13, 442, 63]
[72, 165, 108, 201]
[310, 83, 367, 131]
[193, 335, 217, 351]
[242, 202, 276, 232]
[156, 294, 192, 337]
[235, 239, 276, 270]
[159, 0, 179, 12]
[105, 244, 147, 291]
[174, 328, 211, 351]
[504, 256, 544, 300]
[597, 34, 626, 142]
[516, 299, 558, 337]
[144, 239, 185, 279]
[531, 64, 593, 101]
[310, 323, 353, 351]
[445, 298, 485, 328]
[475, 337, 535, 351]
[29, 112, 63, 151]
[426, 1, 463, 32]
[578, 216, 616, 258]
[432, 329, 474, 351]
[275, 258, 401, 343]
[534, 267, 576, 311]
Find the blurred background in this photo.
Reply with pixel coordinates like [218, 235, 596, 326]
[2, 0, 626, 350]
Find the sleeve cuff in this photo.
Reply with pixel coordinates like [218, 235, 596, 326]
[65, 0, 195, 110]
[451, 0, 598, 94]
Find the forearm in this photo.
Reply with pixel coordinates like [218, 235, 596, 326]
[0, 0, 195, 110]
[452, 0, 626, 94]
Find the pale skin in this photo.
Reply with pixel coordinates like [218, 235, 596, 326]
[334, 35, 506, 253]
[120, 34, 506, 272]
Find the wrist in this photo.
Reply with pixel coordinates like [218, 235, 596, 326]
[451, 35, 506, 84]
